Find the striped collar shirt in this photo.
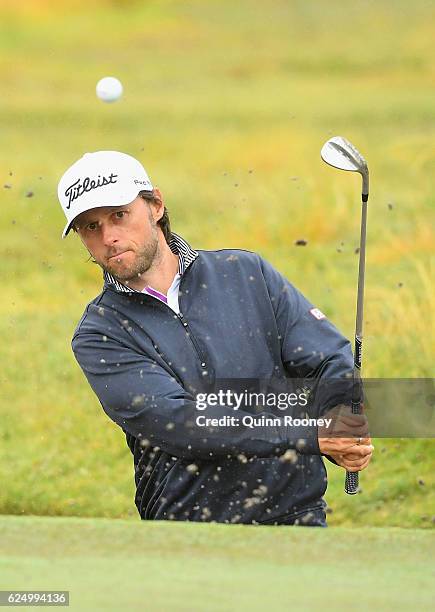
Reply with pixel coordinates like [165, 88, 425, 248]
[103, 233, 198, 300]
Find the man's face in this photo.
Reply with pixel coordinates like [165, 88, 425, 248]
[74, 194, 163, 285]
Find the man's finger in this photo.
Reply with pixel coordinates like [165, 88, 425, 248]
[324, 439, 372, 453]
[358, 456, 372, 471]
[342, 442, 373, 458]
[343, 454, 372, 468]
[344, 455, 372, 472]
[325, 430, 370, 442]
[341, 447, 374, 469]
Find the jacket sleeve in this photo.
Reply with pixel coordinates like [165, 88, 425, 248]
[258, 256, 354, 413]
[72, 331, 320, 461]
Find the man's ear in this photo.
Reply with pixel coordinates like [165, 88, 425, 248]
[152, 187, 165, 221]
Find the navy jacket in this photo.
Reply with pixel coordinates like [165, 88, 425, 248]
[72, 242, 353, 524]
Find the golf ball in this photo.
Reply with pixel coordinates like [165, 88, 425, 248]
[96, 77, 123, 103]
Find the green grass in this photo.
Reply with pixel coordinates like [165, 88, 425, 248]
[0, 0, 434, 527]
[1, 516, 434, 611]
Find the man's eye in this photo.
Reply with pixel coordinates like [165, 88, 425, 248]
[87, 223, 98, 231]
[115, 211, 126, 218]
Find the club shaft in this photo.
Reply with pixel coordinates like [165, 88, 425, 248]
[345, 195, 368, 495]
[355, 200, 368, 339]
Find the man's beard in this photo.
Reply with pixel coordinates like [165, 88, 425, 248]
[99, 223, 160, 285]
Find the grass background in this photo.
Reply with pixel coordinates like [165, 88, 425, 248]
[1, 516, 434, 611]
[0, 0, 434, 528]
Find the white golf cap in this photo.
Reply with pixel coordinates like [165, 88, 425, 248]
[57, 150, 153, 238]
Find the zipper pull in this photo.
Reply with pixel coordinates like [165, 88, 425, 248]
[178, 312, 188, 327]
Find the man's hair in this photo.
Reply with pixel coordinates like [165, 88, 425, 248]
[72, 190, 172, 244]
[139, 190, 172, 244]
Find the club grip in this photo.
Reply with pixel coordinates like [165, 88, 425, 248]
[345, 470, 359, 494]
[344, 396, 361, 495]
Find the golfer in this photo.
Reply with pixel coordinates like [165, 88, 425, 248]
[58, 151, 373, 526]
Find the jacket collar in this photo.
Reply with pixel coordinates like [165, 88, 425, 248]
[103, 232, 198, 293]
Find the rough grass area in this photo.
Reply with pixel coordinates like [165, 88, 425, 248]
[0, 0, 434, 526]
[1, 516, 434, 611]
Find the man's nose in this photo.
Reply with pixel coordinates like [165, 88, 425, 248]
[101, 223, 119, 247]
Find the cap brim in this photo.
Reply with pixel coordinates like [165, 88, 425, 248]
[62, 219, 73, 239]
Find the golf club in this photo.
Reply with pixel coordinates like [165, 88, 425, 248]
[320, 136, 369, 495]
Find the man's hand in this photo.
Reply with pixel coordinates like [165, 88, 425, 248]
[319, 437, 373, 471]
[318, 404, 374, 472]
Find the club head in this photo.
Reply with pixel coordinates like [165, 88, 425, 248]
[321, 136, 369, 200]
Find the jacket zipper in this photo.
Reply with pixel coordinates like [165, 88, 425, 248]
[117, 259, 209, 372]
[175, 258, 209, 371]
[175, 311, 208, 371]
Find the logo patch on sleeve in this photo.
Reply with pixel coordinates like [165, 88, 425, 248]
[310, 308, 326, 320]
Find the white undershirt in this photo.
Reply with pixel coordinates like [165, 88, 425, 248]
[141, 273, 181, 314]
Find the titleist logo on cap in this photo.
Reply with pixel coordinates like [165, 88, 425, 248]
[64, 173, 118, 209]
